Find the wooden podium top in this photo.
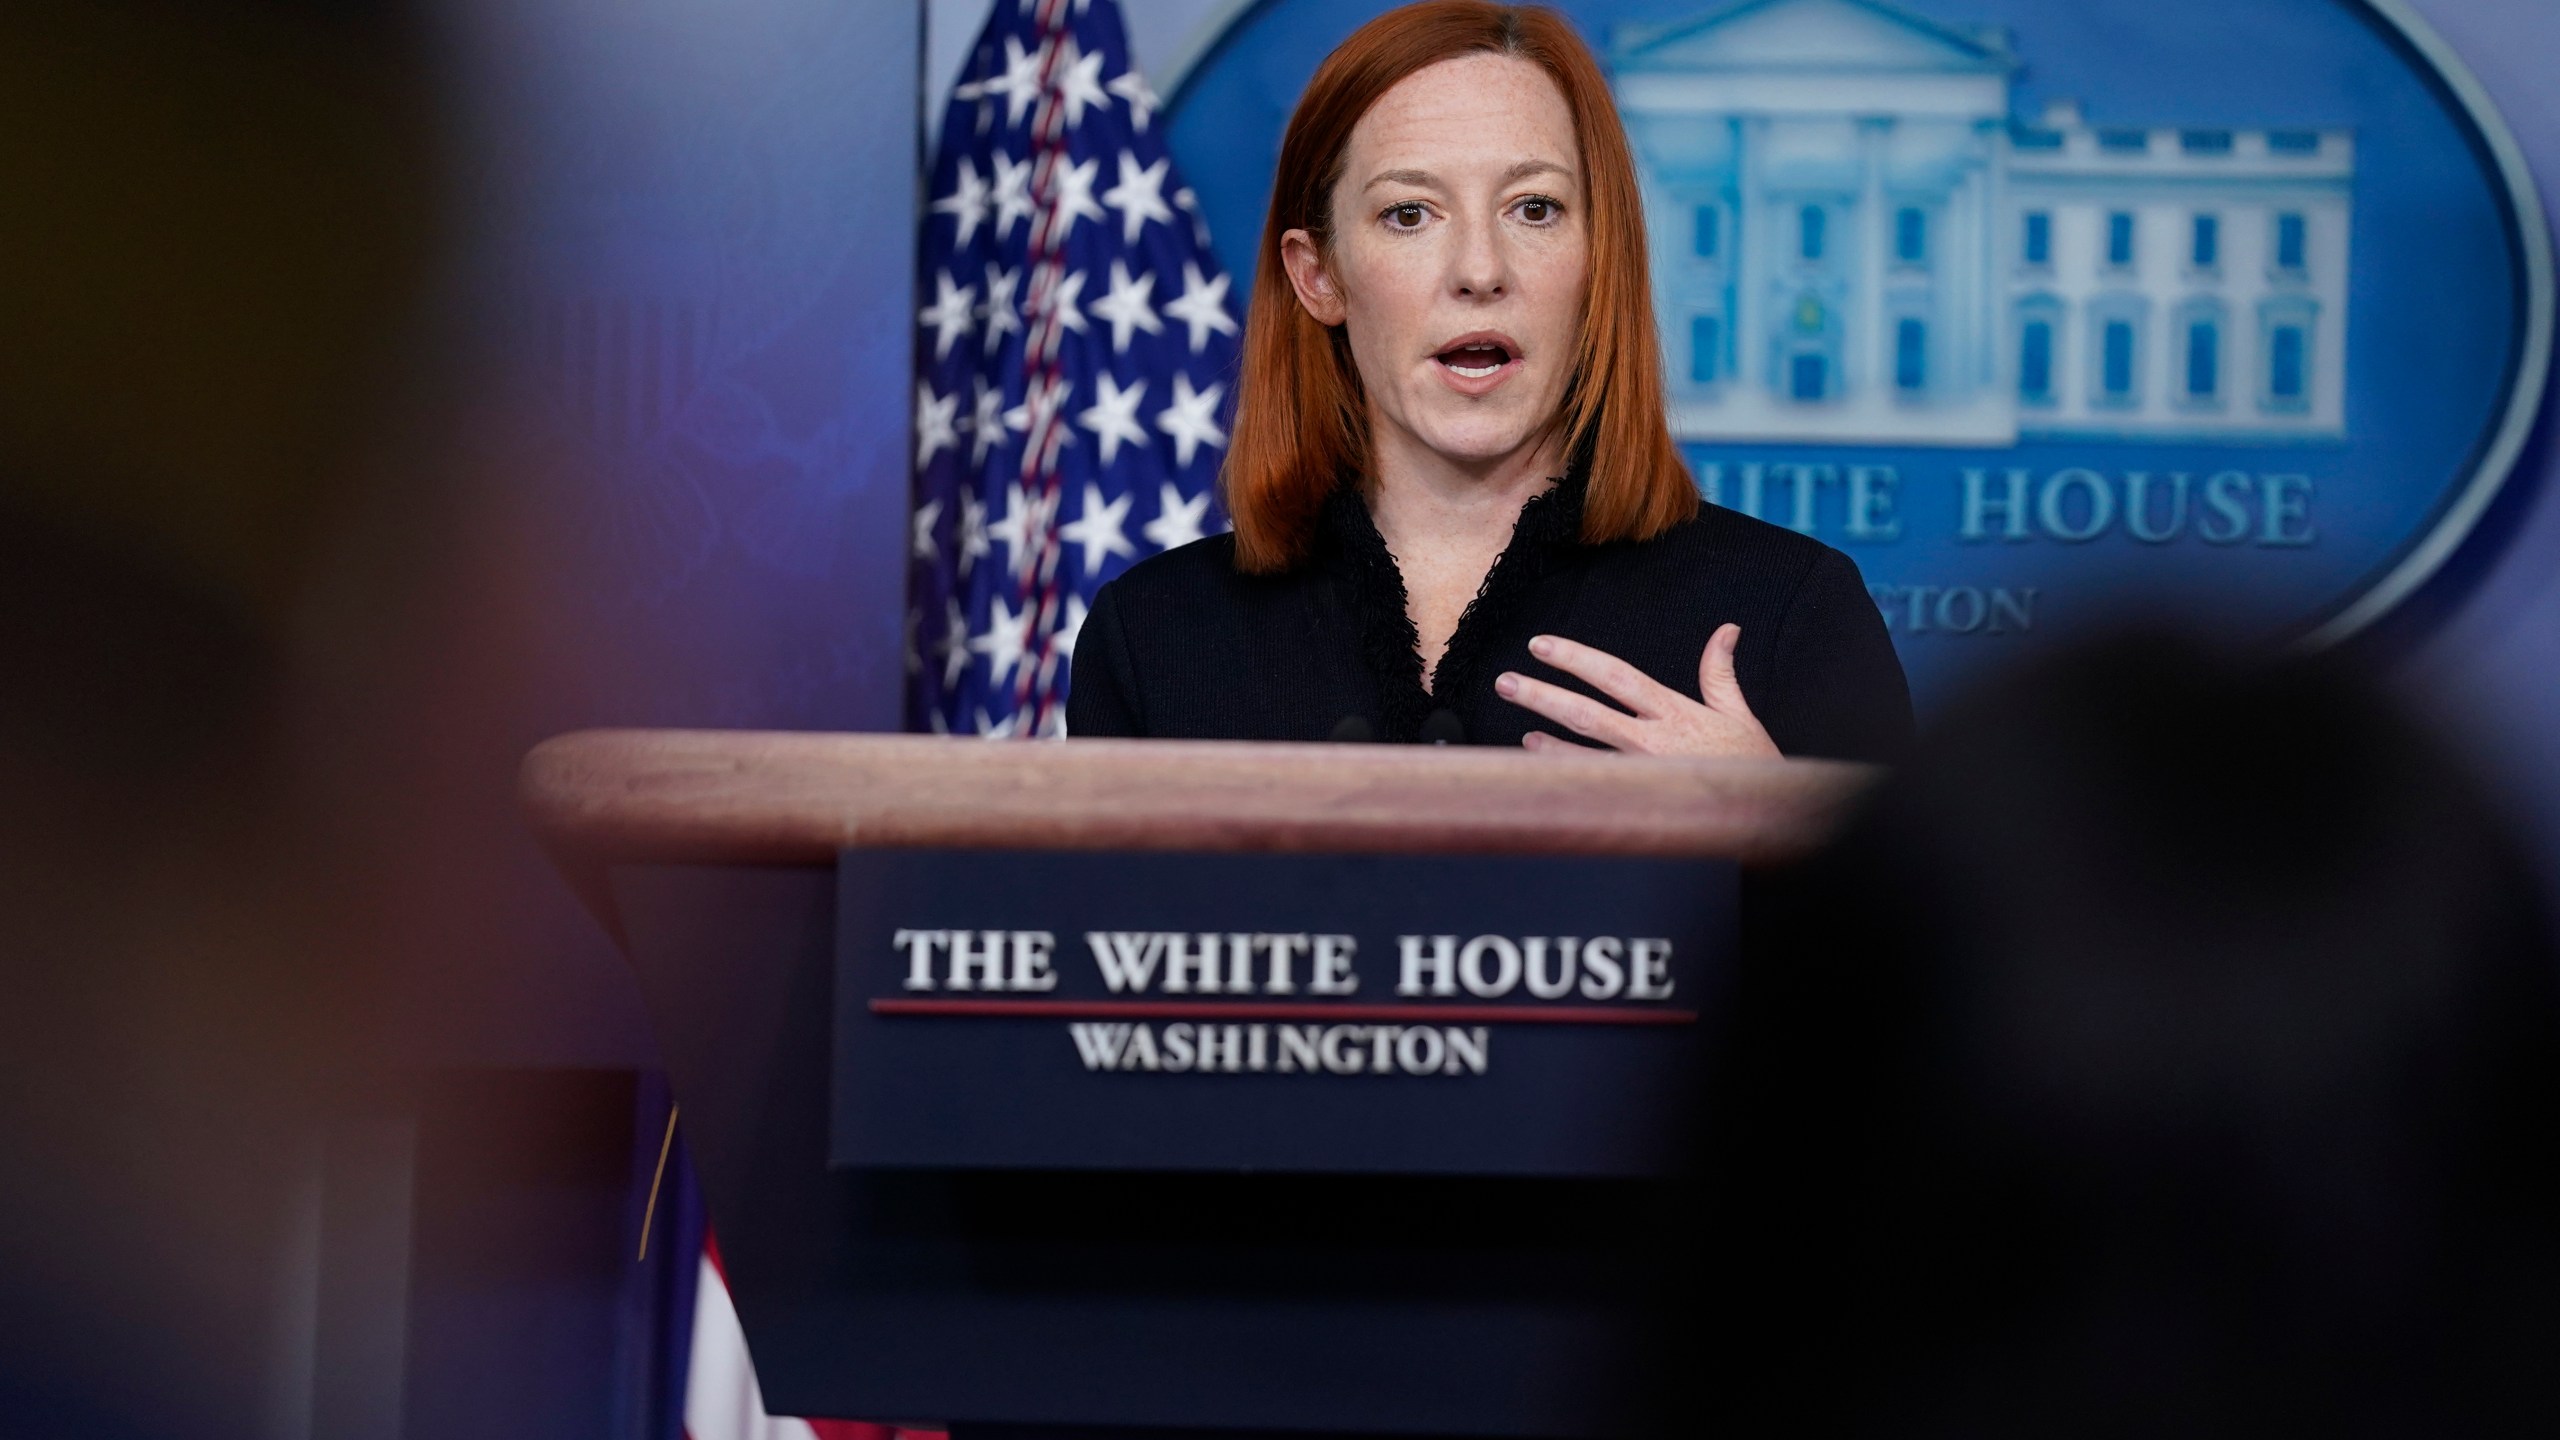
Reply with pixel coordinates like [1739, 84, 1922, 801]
[522, 729, 1875, 866]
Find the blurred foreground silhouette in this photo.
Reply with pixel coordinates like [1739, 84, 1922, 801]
[0, 5, 456, 1435]
[1710, 633, 2560, 1436]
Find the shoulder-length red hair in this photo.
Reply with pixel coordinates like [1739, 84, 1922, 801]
[1223, 0, 1693, 574]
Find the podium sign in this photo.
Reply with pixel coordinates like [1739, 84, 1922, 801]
[834, 849, 1732, 1176]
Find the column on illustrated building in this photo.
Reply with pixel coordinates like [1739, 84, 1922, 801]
[1736, 114, 1766, 412]
[1858, 115, 1887, 416]
[1977, 114, 2006, 399]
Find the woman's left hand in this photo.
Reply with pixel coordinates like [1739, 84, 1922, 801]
[1495, 624, 1782, 759]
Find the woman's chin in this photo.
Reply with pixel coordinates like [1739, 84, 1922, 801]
[1423, 415, 1536, 453]
[1409, 426, 1549, 472]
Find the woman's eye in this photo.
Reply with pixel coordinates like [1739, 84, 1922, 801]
[1517, 197, 1559, 224]
[1384, 202, 1428, 230]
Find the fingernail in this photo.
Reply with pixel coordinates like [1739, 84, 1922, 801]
[1496, 672, 1520, 698]
[1528, 635, 1555, 659]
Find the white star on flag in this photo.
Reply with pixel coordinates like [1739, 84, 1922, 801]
[986, 480, 1059, 583]
[1058, 482, 1137, 575]
[987, 36, 1048, 128]
[958, 489, 989, 577]
[918, 269, 975, 360]
[1076, 372, 1148, 465]
[915, 383, 961, 470]
[1154, 372, 1228, 467]
[939, 596, 971, 687]
[1174, 185, 1213, 249]
[911, 499, 943, 561]
[990, 152, 1035, 242]
[970, 593, 1036, 688]
[1055, 592, 1091, 659]
[1163, 260, 1238, 353]
[1044, 154, 1106, 246]
[1101, 151, 1173, 245]
[1107, 69, 1159, 132]
[1050, 37, 1111, 130]
[1088, 260, 1162, 354]
[1143, 481, 1212, 551]
[968, 377, 1007, 464]
[931, 157, 991, 247]
[977, 263, 1023, 354]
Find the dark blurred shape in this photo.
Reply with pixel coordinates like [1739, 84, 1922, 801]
[0, 2, 440, 621]
[0, 2, 444, 1436]
[1708, 632, 2560, 1435]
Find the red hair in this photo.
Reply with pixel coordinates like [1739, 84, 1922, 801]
[1222, 0, 1694, 574]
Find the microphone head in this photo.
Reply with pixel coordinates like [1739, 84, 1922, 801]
[1328, 714, 1377, 744]
[1420, 708, 1466, 746]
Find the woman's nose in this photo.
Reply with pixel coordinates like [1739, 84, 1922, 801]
[1449, 214, 1509, 298]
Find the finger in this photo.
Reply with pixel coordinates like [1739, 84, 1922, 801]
[1496, 670, 1646, 750]
[1698, 623, 1748, 710]
[1520, 729, 1577, 756]
[1527, 634, 1679, 719]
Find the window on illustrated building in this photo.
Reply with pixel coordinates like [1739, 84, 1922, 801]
[1694, 205, 1719, 260]
[1896, 206, 1926, 265]
[1690, 313, 1722, 384]
[2020, 320, 2054, 403]
[2090, 298, 2149, 409]
[2276, 212, 2307, 273]
[2187, 319, 2219, 398]
[1799, 204, 1826, 262]
[2107, 211, 2136, 268]
[1896, 317, 1927, 391]
[1791, 351, 1827, 401]
[2258, 296, 2316, 413]
[2023, 211, 2051, 266]
[2192, 214, 2219, 269]
[2270, 327, 2304, 398]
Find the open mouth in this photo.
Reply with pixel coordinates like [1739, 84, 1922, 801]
[1434, 336, 1517, 379]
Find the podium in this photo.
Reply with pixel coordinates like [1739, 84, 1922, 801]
[523, 732, 1871, 1439]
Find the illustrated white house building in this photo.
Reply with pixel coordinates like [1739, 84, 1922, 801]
[1611, 0, 2353, 444]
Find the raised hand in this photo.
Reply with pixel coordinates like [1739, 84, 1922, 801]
[1494, 623, 1781, 759]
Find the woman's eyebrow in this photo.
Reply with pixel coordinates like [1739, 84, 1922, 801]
[1495, 158, 1573, 186]
[1361, 158, 1575, 193]
[1363, 167, 1442, 192]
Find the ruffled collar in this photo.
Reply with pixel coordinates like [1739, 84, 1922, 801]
[1319, 468, 1588, 743]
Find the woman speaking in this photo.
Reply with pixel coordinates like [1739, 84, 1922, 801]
[1067, 0, 1913, 763]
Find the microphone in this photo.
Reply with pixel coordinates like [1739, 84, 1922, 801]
[1419, 709, 1466, 746]
[1328, 715, 1376, 744]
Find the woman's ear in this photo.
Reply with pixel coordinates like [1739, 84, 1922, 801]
[1280, 228, 1347, 327]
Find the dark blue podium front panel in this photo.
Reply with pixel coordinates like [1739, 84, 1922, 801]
[834, 849, 1733, 1176]
[612, 861, 1719, 1438]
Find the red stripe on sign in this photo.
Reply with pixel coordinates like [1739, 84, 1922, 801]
[867, 998, 1697, 1025]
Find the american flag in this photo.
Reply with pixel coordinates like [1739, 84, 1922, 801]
[908, 0, 1240, 738]
[683, 1230, 938, 1440]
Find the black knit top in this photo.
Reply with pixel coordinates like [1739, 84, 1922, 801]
[1066, 473, 1915, 764]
